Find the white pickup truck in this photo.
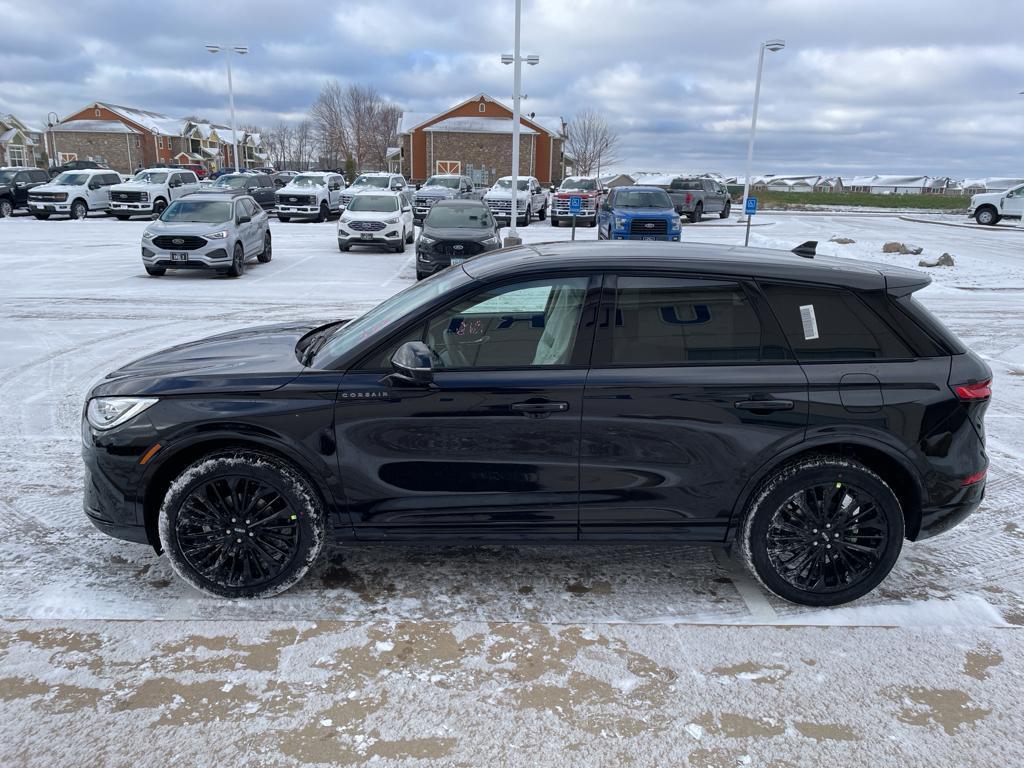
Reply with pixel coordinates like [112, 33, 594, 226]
[109, 168, 200, 219]
[968, 183, 1024, 225]
[483, 175, 548, 226]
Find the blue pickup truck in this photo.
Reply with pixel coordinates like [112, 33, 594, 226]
[596, 185, 681, 241]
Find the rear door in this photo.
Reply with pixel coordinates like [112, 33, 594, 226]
[580, 273, 809, 540]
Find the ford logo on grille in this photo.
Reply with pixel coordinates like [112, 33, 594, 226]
[172, 238, 184, 245]
[453, 244, 463, 250]
[644, 222, 655, 229]
[289, 197, 296, 202]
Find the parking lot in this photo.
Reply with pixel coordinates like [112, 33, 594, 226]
[2, 212, 1024, 765]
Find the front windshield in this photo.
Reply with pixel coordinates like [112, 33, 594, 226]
[615, 190, 672, 208]
[560, 178, 596, 191]
[52, 172, 90, 186]
[314, 269, 469, 366]
[160, 200, 232, 223]
[290, 175, 326, 187]
[426, 205, 492, 228]
[424, 177, 461, 189]
[0, 170, 18, 184]
[495, 179, 530, 191]
[133, 171, 168, 184]
[213, 175, 248, 188]
[347, 194, 399, 212]
[353, 176, 390, 188]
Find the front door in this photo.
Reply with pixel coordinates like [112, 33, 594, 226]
[336, 274, 600, 539]
[580, 274, 809, 540]
[1003, 185, 1024, 218]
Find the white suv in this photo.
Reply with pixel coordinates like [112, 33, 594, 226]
[337, 190, 415, 253]
[27, 169, 122, 220]
[275, 172, 345, 221]
[109, 168, 200, 219]
[483, 176, 548, 226]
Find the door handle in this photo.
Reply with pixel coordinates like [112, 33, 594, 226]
[734, 399, 794, 412]
[510, 400, 569, 417]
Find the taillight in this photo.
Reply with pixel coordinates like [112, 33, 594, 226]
[962, 468, 987, 486]
[953, 379, 992, 400]
[685, 193, 692, 204]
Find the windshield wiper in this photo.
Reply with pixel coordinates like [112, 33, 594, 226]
[300, 332, 330, 366]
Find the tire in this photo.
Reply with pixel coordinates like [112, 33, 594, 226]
[416, 269, 427, 280]
[590, 217, 597, 228]
[33, 213, 51, 220]
[538, 203, 547, 221]
[153, 198, 168, 216]
[975, 207, 999, 226]
[338, 242, 350, 252]
[0, 198, 12, 218]
[719, 201, 731, 219]
[70, 199, 88, 220]
[550, 215, 559, 227]
[520, 206, 531, 227]
[278, 215, 291, 223]
[394, 231, 406, 253]
[689, 203, 703, 223]
[227, 242, 245, 277]
[157, 450, 326, 599]
[114, 215, 131, 221]
[738, 455, 904, 607]
[257, 232, 272, 263]
[316, 202, 328, 223]
[405, 228, 415, 244]
[145, 266, 166, 276]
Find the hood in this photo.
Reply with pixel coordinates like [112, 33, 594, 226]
[422, 226, 497, 241]
[613, 206, 676, 217]
[556, 189, 600, 198]
[415, 186, 458, 199]
[970, 192, 1002, 203]
[91, 321, 319, 398]
[145, 219, 231, 236]
[278, 183, 324, 194]
[112, 181, 163, 192]
[31, 183, 87, 194]
[341, 209, 401, 222]
[484, 188, 530, 201]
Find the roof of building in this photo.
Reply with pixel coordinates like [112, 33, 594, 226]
[52, 119, 141, 134]
[399, 93, 560, 137]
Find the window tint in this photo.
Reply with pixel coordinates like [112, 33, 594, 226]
[32, 170, 49, 182]
[761, 284, 913, 361]
[608, 277, 763, 364]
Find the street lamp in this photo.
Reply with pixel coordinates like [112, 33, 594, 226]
[206, 44, 248, 173]
[740, 38, 785, 236]
[500, 0, 540, 246]
[46, 111, 59, 170]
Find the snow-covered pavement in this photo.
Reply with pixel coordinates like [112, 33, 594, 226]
[1, 212, 1023, 765]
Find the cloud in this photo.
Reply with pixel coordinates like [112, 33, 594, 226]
[0, 0, 1022, 176]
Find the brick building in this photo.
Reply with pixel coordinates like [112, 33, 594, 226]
[49, 120, 142, 173]
[398, 93, 565, 186]
[0, 114, 44, 168]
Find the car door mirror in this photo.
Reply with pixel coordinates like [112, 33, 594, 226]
[88, 181, 100, 190]
[237, 214, 251, 225]
[390, 341, 434, 385]
[1008, 191, 1015, 198]
[402, 206, 411, 213]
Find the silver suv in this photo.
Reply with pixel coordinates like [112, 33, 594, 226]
[140, 193, 271, 278]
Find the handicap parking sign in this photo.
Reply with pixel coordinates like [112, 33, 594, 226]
[569, 196, 582, 215]
[745, 197, 758, 216]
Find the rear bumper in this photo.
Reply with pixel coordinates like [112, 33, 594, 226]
[914, 480, 985, 540]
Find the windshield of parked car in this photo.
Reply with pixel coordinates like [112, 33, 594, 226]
[347, 195, 399, 212]
[426, 205, 493, 228]
[495, 179, 530, 191]
[670, 179, 703, 190]
[159, 200, 232, 223]
[0, 170, 18, 184]
[424, 176, 461, 189]
[314, 269, 469, 366]
[615, 190, 672, 208]
[133, 171, 168, 184]
[353, 175, 390, 188]
[290, 175, 326, 187]
[560, 178, 596, 191]
[213, 175, 249, 188]
[51, 172, 90, 186]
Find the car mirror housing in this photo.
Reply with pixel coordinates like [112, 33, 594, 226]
[390, 341, 434, 385]
[237, 215, 251, 225]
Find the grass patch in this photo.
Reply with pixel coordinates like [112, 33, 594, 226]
[727, 189, 969, 211]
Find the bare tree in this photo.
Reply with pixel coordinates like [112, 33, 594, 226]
[564, 110, 619, 177]
[293, 119, 316, 170]
[310, 80, 349, 168]
[310, 80, 401, 172]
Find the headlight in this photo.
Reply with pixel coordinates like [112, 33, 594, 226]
[614, 217, 628, 230]
[142, 230, 155, 240]
[140, 192, 149, 202]
[418, 234, 436, 245]
[205, 229, 229, 239]
[86, 397, 158, 431]
[481, 236, 498, 246]
[384, 217, 399, 225]
[670, 218, 681, 231]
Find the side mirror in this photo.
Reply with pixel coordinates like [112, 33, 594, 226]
[550, 185, 556, 193]
[415, 183, 421, 190]
[402, 206, 411, 213]
[1008, 191, 1015, 198]
[390, 341, 434, 385]
[88, 182, 100, 190]
[237, 215, 252, 225]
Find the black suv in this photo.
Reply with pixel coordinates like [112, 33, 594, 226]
[416, 199, 502, 280]
[0, 166, 49, 217]
[82, 242, 990, 605]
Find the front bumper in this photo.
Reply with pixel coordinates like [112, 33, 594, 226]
[609, 230, 681, 241]
[142, 239, 233, 270]
[29, 201, 72, 214]
[111, 202, 155, 215]
[338, 223, 404, 247]
[277, 204, 321, 217]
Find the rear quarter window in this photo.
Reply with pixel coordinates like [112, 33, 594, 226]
[761, 283, 914, 361]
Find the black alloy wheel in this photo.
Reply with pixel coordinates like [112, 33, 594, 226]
[153, 198, 168, 216]
[740, 456, 903, 606]
[257, 231, 272, 263]
[227, 243, 245, 277]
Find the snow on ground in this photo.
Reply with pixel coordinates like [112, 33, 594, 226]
[1, 210, 1023, 765]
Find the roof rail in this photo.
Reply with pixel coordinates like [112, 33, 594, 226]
[792, 241, 817, 259]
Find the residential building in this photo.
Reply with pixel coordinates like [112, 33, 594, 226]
[50, 120, 142, 172]
[0, 114, 44, 168]
[398, 93, 565, 186]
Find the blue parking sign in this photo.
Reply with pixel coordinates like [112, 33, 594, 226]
[745, 197, 758, 216]
[569, 196, 582, 215]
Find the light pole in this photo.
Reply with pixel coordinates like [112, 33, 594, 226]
[501, 0, 539, 246]
[46, 111, 59, 169]
[740, 39, 785, 232]
[206, 44, 248, 172]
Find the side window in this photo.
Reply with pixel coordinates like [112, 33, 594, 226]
[15, 172, 30, 184]
[368, 278, 591, 371]
[234, 201, 246, 222]
[607, 277, 763, 365]
[761, 283, 912, 361]
[32, 170, 49, 183]
[243, 198, 259, 217]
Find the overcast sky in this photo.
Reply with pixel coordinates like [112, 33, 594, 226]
[1, 0, 1021, 178]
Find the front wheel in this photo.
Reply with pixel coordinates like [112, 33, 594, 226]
[153, 198, 168, 216]
[739, 456, 904, 606]
[277, 215, 291, 223]
[145, 266, 166, 276]
[157, 450, 326, 598]
[227, 243, 245, 277]
[719, 201, 731, 219]
[316, 202, 328, 222]
[537, 203, 547, 221]
[975, 207, 999, 226]
[257, 232, 272, 263]
[71, 200, 88, 220]
[33, 213, 51, 220]
[394, 231, 406, 253]
[520, 206, 531, 227]
[0, 198, 13, 218]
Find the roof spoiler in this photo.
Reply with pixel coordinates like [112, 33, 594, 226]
[792, 241, 817, 258]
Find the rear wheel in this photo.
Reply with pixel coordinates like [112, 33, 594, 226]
[975, 207, 999, 226]
[145, 266, 166, 276]
[157, 450, 326, 599]
[257, 232, 272, 263]
[739, 456, 904, 606]
[538, 203, 547, 221]
[689, 203, 703, 223]
[227, 242, 245, 277]
[70, 199, 88, 220]
[719, 201, 732, 219]
[0, 198, 13, 218]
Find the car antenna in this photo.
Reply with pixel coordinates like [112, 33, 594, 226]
[792, 241, 817, 259]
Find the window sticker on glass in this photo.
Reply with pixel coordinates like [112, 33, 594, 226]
[799, 304, 819, 340]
